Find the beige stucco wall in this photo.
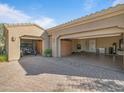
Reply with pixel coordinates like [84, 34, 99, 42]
[71, 36, 122, 53]
[96, 36, 121, 48]
[4, 28, 9, 55]
[48, 5, 124, 33]
[49, 14, 124, 37]
[5, 24, 47, 62]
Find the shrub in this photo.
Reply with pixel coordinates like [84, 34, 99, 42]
[44, 49, 52, 57]
[0, 55, 7, 62]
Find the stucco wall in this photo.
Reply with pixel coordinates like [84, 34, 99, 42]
[57, 14, 124, 35]
[96, 36, 121, 48]
[5, 25, 46, 62]
[51, 14, 124, 39]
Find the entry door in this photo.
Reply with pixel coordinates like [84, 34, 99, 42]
[61, 39, 72, 56]
[36, 40, 42, 54]
[89, 40, 96, 52]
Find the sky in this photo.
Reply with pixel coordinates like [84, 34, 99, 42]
[0, 0, 124, 29]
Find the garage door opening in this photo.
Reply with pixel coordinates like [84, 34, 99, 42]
[20, 39, 42, 56]
[60, 35, 123, 69]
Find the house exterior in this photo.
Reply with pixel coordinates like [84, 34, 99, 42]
[3, 4, 124, 64]
[4, 24, 49, 62]
[47, 4, 124, 58]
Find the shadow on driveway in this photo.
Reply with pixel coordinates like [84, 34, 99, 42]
[19, 56, 82, 76]
[19, 56, 124, 81]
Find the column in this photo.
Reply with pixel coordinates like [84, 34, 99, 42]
[51, 36, 58, 57]
[122, 33, 124, 68]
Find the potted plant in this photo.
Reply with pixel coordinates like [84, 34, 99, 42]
[44, 49, 52, 57]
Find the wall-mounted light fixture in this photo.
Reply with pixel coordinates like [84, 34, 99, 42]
[11, 36, 16, 41]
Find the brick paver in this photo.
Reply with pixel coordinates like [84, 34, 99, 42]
[0, 56, 124, 92]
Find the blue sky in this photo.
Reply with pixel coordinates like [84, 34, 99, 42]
[0, 0, 124, 29]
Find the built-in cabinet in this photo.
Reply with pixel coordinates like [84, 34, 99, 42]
[72, 39, 96, 53]
[89, 40, 96, 53]
[72, 36, 122, 55]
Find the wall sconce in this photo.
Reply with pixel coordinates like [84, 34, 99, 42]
[11, 36, 16, 41]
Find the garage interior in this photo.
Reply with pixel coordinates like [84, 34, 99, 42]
[60, 34, 123, 69]
[20, 36, 42, 56]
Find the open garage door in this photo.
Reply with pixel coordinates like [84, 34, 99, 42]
[20, 38, 42, 56]
[59, 27, 124, 68]
[60, 35, 123, 56]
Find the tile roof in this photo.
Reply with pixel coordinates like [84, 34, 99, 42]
[4, 23, 35, 27]
[47, 4, 124, 31]
[4, 23, 44, 30]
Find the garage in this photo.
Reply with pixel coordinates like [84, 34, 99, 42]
[4, 24, 49, 62]
[47, 5, 124, 68]
[60, 32, 123, 69]
[20, 39, 42, 56]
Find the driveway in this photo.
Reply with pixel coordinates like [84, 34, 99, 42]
[0, 56, 124, 92]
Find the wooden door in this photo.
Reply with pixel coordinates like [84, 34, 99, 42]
[36, 40, 42, 54]
[61, 39, 72, 56]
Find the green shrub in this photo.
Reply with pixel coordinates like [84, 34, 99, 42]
[0, 55, 7, 62]
[44, 49, 52, 57]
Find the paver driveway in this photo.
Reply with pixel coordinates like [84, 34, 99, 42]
[0, 56, 124, 92]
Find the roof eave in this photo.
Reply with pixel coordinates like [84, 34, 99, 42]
[47, 4, 124, 32]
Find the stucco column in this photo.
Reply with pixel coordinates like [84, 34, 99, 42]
[41, 32, 50, 55]
[122, 33, 124, 68]
[52, 37, 57, 57]
[58, 38, 61, 57]
[8, 36, 20, 62]
[43, 37, 49, 48]
[51, 35, 60, 57]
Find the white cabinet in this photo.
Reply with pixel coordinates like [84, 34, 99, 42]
[89, 40, 96, 53]
[117, 51, 124, 56]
